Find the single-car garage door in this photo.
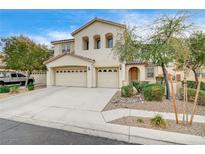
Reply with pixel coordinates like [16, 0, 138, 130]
[55, 67, 87, 87]
[97, 68, 119, 88]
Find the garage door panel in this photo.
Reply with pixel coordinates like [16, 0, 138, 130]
[55, 68, 87, 87]
[97, 68, 119, 88]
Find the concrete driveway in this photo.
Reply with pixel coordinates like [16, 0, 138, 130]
[0, 87, 117, 127]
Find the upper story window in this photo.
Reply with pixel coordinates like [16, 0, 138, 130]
[105, 33, 113, 48]
[82, 36, 89, 50]
[62, 44, 71, 53]
[93, 35, 101, 49]
[146, 67, 155, 78]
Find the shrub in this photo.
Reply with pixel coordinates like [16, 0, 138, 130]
[9, 85, 20, 94]
[132, 81, 149, 93]
[137, 118, 144, 123]
[0, 86, 10, 93]
[182, 80, 205, 91]
[143, 84, 165, 101]
[121, 84, 133, 97]
[27, 83, 34, 91]
[179, 88, 205, 106]
[155, 75, 164, 84]
[150, 114, 167, 128]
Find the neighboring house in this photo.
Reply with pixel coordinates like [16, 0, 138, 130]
[45, 18, 204, 88]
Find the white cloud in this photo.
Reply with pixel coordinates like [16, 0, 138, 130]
[47, 30, 72, 40]
[120, 12, 155, 27]
[119, 12, 158, 39]
[29, 35, 50, 46]
[28, 30, 73, 47]
[118, 11, 205, 39]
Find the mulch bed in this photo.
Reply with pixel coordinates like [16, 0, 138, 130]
[110, 116, 205, 137]
[103, 91, 205, 116]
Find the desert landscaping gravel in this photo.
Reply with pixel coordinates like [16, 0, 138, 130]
[111, 116, 205, 137]
[103, 91, 205, 116]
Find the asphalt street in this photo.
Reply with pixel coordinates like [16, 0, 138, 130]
[0, 118, 133, 145]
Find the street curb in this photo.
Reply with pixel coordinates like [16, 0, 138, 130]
[2, 115, 205, 145]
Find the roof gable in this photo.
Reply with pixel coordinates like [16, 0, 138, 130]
[44, 53, 95, 65]
[71, 18, 126, 36]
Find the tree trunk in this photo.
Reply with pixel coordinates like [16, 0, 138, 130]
[25, 72, 31, 87]
[161, 64, 170, 99]
[192, 69, 198, 87]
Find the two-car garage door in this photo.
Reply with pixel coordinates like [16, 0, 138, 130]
[55, 67, 87, 87]
[55, 67, 119, 88]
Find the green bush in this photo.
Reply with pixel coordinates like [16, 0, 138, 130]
[179, 88, 205, 106]
[27, 83, 34, 91]
[155, 76, 164, 84]
[131, 81, 149, 93]
[182, 80, 205, 91]
[143, 84, 165, 101]
[121, 84, 133, 97]
[137, 118, 144, 123]
[150, 114, 167, 128]
[0, 86, 10, 93]
[9, 85, 20, 94]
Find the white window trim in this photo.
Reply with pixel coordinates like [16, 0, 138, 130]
[145, 66, 155, 79]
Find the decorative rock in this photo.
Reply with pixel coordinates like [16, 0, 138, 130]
[133, 87, 138, 95]
[111, 93, 144, 104]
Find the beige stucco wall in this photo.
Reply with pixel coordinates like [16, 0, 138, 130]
[46, 55, 94, 87]
[48, 20, 205, 88]
[124, 64, 157, 85]
[71, 22, 124, 66]
[30, 72, 46, 85]
[53, 42, 74, 56]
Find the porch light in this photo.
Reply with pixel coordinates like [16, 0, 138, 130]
[87, 66, 90, 71]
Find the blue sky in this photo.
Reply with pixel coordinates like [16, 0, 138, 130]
[1, 9, 205, 46]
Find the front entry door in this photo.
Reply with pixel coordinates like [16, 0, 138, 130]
[130, 67, 138, 81]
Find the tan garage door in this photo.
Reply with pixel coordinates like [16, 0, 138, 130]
[55, 67, 87, 87]
[97, 68, 119, 88]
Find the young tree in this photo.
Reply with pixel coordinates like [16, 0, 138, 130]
[114, 14, 190, 99]
[114, 27, 142, 63]
[187, 31, 205, 84]
[1, 36, 51, 86]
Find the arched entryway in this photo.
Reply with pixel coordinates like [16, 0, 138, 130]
[129, 67, 140, 82]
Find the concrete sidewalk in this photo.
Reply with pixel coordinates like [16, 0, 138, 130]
[1, 109, 205, 145]
[0, 87, 205, 145]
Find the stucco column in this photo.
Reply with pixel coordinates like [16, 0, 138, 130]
[92, 65, 96, 87]
[119, 63, 125, 87]
[89, 36, 94, 50]
[101, 35, 105, 49]
[46, 67, 55, 86]
[140, 66, 146, 81]
[87, 64, 93, 88]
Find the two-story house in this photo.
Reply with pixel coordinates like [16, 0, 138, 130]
[45, 18, 197, 88]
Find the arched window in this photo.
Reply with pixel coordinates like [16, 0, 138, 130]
[93, 35, 101, 49]
[82, 36, 89, 50]
[105, 33, 113, 48]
